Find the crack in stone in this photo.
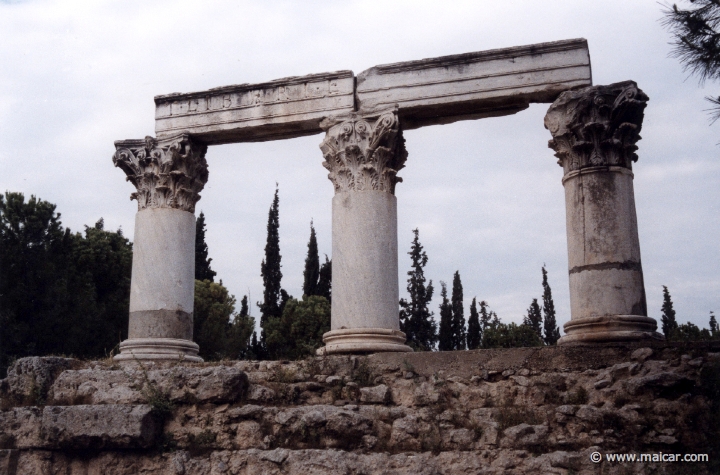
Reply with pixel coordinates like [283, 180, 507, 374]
[568, 260, 642, 274]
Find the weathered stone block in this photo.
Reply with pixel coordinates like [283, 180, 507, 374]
[359, 384, 391, 404]
[50, 365, 248, 406]
[154, 71, 355, 144]
[41, 405, 158, 449]
[624, 372, 692, 396]
[0, 357, 82, 409]
[357, 38, 591, 128]
[0, 405, 158, 450]
[0, 407, 43, 449]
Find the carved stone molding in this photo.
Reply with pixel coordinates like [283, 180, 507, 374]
[113, 134, 208, 213]
[544, 81, 648, 174]
[320, 111, 407, 194]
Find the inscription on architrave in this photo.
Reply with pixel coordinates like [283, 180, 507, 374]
[155, 71, 355, 144]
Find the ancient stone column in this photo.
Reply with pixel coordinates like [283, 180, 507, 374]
[112, 134, 209, 362]
[545, 81, 663, 344]
[317, 110, 413, 354]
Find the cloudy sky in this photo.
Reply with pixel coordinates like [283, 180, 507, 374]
[1, 0, 718, 335]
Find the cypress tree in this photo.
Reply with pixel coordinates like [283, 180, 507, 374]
[195, 211, 216, 282]
[317, 255, 332, 303]
[258, 186, 284, 352]
[227, 295, 255, 360]
[479, 300, 491, 331]
[542, 266, 560, 345]
[438, 282, 453, 351]
[661, 285, 678, 338]
[399, 229, 436, 351]
[239, 295, 249, 319]
[710, 311, 718, 336]
[490, 311, 500, 328]
[302, 221, 320, 297]
[249, 331, 260, 359]
[280, 289, 293, 313]
[450, 271, 466, 350]
[467, 297, 481, 350]
[524, 298, 543, 341]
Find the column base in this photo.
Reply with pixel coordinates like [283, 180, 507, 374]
[113, 338, 203, 363]
[316, 328, 413, 355]
[558, 315, 664, 346]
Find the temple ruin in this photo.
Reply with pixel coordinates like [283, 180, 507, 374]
[4, 38, 719, 475]
[111, 38, 662, 362]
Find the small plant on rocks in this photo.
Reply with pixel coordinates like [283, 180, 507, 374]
[131, 358, 175, 418]
[352, 359, 375, 387]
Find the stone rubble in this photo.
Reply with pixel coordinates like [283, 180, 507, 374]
[0, 343, 718, 474]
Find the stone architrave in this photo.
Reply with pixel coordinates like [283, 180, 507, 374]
[544, 81, 663, 344]
[316, 110, 413, 355]
[153, 40, 591, 145]
[357, 38, 591, 129]
[155, 71, 356, 144]
[112, 133, 209, 362]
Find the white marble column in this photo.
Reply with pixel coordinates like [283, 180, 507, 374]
[317, 111, 412, 354]
[112, 134, 209, 362]
[545, 81, 663, 345]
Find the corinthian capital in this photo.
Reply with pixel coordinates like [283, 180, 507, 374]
[320, 110, 407, 194]
[113, 133, 208, 213]
[544, 81, 649, 174]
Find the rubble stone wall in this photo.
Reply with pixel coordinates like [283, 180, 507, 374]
[1, 344, 718, 474]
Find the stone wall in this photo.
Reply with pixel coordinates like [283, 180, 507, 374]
[0, 344, 718, 474]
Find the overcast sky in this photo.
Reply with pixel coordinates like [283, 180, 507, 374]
[1, 0, 718, 335]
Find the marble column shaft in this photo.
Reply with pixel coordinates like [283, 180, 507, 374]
[112, 134, 209, 362]
[545, 81, 663, 344]
[317, 111, 413, 354]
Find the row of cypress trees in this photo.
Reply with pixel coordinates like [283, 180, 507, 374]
[660, 285, 719, 341]
[191, 185, 334, 361]
[252, 186, 332, 360]
[192, 206, 720, 359]
[249, 190, 562, 357]
[4, 188, 716, 369]
[399, 228, 561, 351]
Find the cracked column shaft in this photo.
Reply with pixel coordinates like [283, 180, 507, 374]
[544, 81, 663, 345]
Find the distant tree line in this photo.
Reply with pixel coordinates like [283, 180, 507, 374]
[0, 192, 132, 376]
[660, 285, 719, 341]
[0, 188, 567, 376]
[4, 188, 713, 374]
[399, 228, 561, 351]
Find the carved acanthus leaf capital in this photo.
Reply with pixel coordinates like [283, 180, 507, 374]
[544, 81, 649, 174]
[112, 133, 208, 213]
[320, 111, 407, 194]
